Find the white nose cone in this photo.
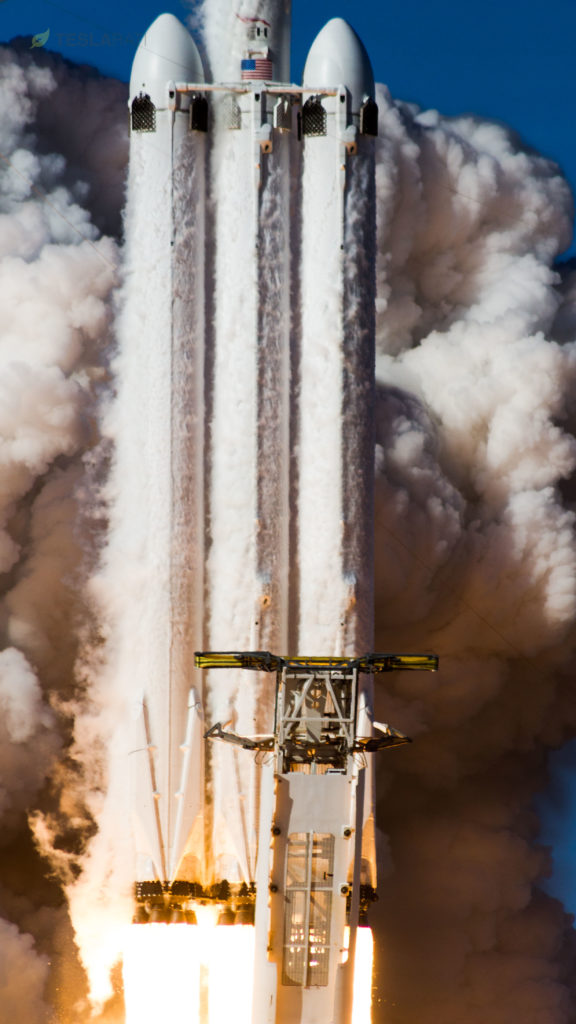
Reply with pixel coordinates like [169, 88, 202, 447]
[130, 13, 205, 107]
[302, 17, 374, 112]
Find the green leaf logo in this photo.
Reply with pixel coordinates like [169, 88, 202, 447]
[30, 29, 50, 48]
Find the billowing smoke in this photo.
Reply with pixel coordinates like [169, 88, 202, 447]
[0, 42, 126, 1023]
[371, 88, 576, 1021]
[1, 21, 576, 1024]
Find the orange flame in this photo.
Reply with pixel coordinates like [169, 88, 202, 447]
[123, 920, 371, 1023]
[123, 920, 255, 1024]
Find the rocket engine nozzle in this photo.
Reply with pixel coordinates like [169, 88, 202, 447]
[132, 879, 257, 925]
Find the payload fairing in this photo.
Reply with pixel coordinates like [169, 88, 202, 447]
[123, 6, 437, 1023]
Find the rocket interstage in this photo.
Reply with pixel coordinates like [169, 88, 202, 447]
[123, 8, 437, 1024]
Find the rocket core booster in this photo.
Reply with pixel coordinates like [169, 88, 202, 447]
[124, 6, 437, 1023]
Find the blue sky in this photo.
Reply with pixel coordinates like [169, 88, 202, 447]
[2, 0, 575, 912]
[3, 0, 576, 248]
[4, 0, 573, 242]
[2, 0, 576, 229]
[536, 743, 576, 913]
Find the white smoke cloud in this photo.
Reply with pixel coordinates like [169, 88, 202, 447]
[0, 919, 50, 1024]
[371, 84, 576, 1021]
[0, 42, 125, 1024]
[0, 647, 58, 837]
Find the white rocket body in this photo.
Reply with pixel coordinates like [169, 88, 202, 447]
[298, 16, 380, 907]
[124, 13, 207, 886]
[205, 40, 292, 886]
[125, 9, 384, 1023]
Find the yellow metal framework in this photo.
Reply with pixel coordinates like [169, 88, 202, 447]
[194, 651, 438, 674]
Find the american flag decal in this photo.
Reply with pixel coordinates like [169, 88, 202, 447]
[241, 57, 273, 80]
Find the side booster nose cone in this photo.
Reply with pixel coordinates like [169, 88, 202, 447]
[303, 16, 376, 129]
[130, 12, 205, 109]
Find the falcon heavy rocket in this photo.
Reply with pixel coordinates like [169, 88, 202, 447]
[123, 7, 437, 1022]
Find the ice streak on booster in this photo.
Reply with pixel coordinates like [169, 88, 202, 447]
[125, 13, 207, 891]
[125, 6, 438, 1022]
[205, 4, 291, 886]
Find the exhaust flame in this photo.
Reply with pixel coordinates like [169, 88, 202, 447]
[207, 925, 255, 1024]
[353, 928, 374, 1024]
[123, 921, 255, 1024]
[123, 921, 366, 1022]
[342, 926, 374, 1024]
[123, 925, 202, 1023]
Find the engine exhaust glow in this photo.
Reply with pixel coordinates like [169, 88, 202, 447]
[208, 925, 255, 1024]
[123, 924, 202, 1023]
[353, 928, 374, 1024]
[123, 920, 255, 1024]
[342, 926, 374, 1023]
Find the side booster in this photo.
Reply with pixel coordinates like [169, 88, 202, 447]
[126, 12, 207, 896]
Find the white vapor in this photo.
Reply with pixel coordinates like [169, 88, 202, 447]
[370, 86, 576, 1022]
[0, 21, 576, 1024]
[0, 42, 126, 1023]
